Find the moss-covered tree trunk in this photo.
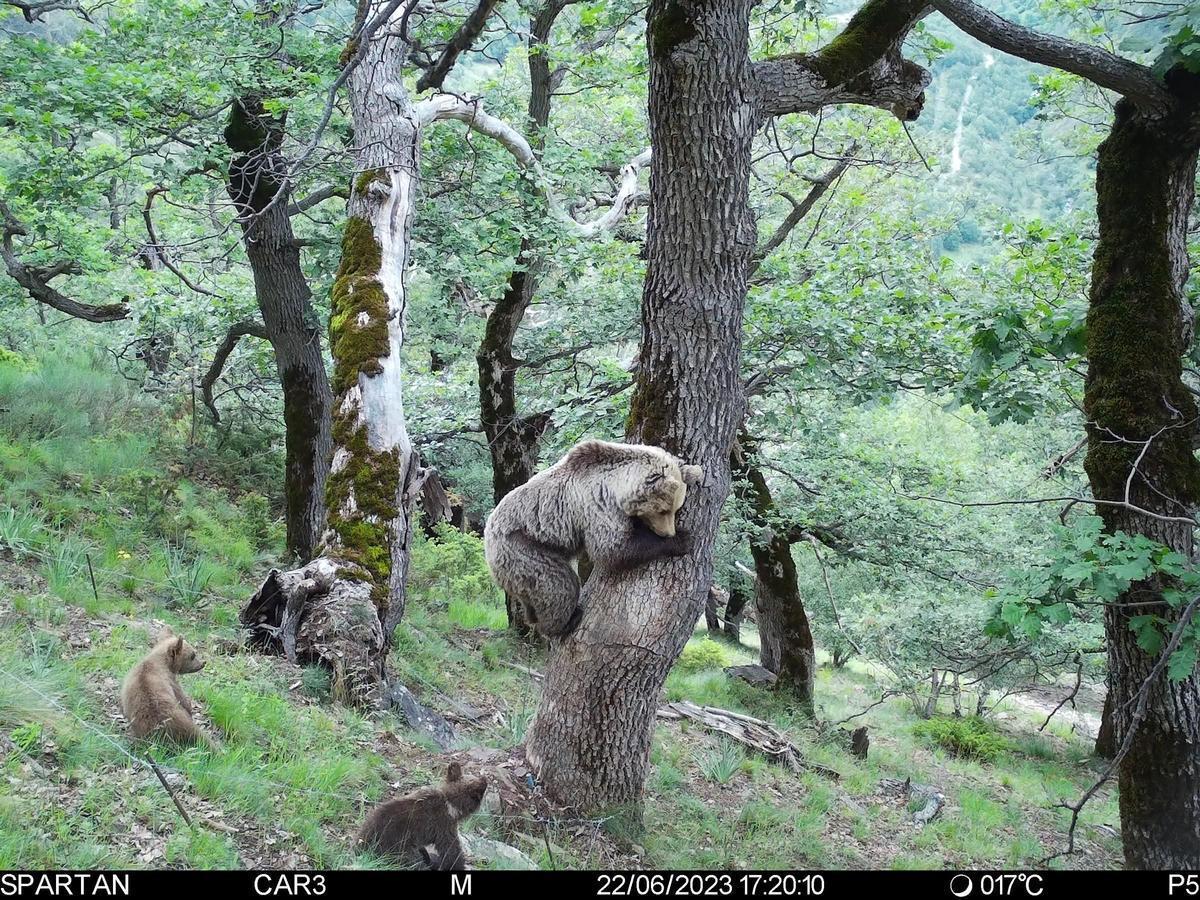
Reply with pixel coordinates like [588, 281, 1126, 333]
[1082, 85, 1200, 869]
[240, 0, 424, 705]
[225, 97, 332, 563]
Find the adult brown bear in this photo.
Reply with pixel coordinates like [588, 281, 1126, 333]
[483, 439, 703, 638]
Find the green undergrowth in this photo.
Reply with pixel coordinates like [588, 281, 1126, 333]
[0, 348, 1123, 869]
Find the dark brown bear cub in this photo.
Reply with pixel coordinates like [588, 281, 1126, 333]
[355, 762, 488, 870]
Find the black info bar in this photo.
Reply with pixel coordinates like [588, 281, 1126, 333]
[0, 871, 1197, 899]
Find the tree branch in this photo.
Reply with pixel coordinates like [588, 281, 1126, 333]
[931, 0, 1172, 115]
[141, 187, 222, 298]
[287, 183, 349, 216]
[414, 93, 650, 237]
[749, 143, 857, 277]
[755, 0, 932, 122]
[3, 0, 92, 22]
[0, 200, 129, 323]
[200, 320, 269, 424]
[414, 0, 501, 93]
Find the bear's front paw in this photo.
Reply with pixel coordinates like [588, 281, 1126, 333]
[667, 530, 692, 556]
[561, 606, 584, 637]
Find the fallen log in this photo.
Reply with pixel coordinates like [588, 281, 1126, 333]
[657, 700, 840, 780]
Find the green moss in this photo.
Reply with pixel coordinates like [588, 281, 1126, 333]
[810, 0, 924, 86]
[339, 38, 359, 68]
[323, 215, 404, 608]
[225, 98, 285, 211]
[324, 382, 402, 605]
[223, 97, 279, 154]
[626, 359, 674, 445]
[648, 1, 696, 60]
[280, 364, 326, 562]
[354, 168, 387, 196]
[329, 217, 388, 396]
[1082, 92, 1200, 511]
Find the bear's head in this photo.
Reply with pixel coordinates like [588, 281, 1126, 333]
[619, 453, 703, 537]
[443, 762, 489, 822]
[155, 633, 206, 674]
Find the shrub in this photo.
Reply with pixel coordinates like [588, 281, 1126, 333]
[698, 739, 745, 784]
[0, 506, 45, 554]
[676, 638, 732, 673]
[912, 716, 1013, 761]
[409, 525, 504, 628]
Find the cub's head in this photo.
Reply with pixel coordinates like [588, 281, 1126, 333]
[155, 633, 206, 674]
[443, 762, 488, 821]
[618, 449, 703, 538]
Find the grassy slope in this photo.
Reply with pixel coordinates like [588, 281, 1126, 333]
[0, 350, 1122, 869]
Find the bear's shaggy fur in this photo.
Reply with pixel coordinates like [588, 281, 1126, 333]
[119, 629, 215, 749]
[484, 439, 703, 637]
[355, 762, 488, 870]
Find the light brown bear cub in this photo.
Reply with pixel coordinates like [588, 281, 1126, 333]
[355, 762, 488, 870]
[119, 628, 216, 749]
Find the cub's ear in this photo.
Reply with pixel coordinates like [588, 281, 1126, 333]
[446, 762, 463, 783]
[681, 464, 703, 486]
[169, 636, 184, 660]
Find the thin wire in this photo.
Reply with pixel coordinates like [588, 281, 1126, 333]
[0, 542, 556, 807]
[9, 542, 259, 609]
[0, 662, 610, 834]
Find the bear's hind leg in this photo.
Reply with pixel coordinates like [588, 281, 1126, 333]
[504, 534, 581, 638]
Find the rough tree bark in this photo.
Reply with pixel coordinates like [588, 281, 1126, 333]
[225, 97, 333, 563]
[931, 0, 1200, 870]
[523, 0, 928, 813]
[525, 0, 758, 812]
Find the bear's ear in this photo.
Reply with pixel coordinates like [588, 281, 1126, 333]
[169, 636, 184, 660]
[446, 762, 463, 783]
[681, 464, 703, 486]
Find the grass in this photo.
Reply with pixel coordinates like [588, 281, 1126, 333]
[0, 347, 1125, 870]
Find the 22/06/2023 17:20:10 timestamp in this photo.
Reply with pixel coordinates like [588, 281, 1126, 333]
[595, 873, 827, 896]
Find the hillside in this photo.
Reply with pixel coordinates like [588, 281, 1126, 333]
[0, 347, 1122, 869]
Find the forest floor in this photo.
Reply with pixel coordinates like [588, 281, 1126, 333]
[0, 351, 1124, 869]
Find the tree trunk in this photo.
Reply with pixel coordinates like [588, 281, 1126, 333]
[476, 1, 567, 631]
[724, 579, 750, 644]
[225, 97, 332, 563]
[519, 0, 930, 814]
[524, 0, 756, 812]
[478, 246, 550, 635]
[732, 436, 815, 712]
[1082, 88, 1200, 869]
[705, 584, 725, 634]
[1094, 684, 1116, 758]
[240, 1, 424, 705]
